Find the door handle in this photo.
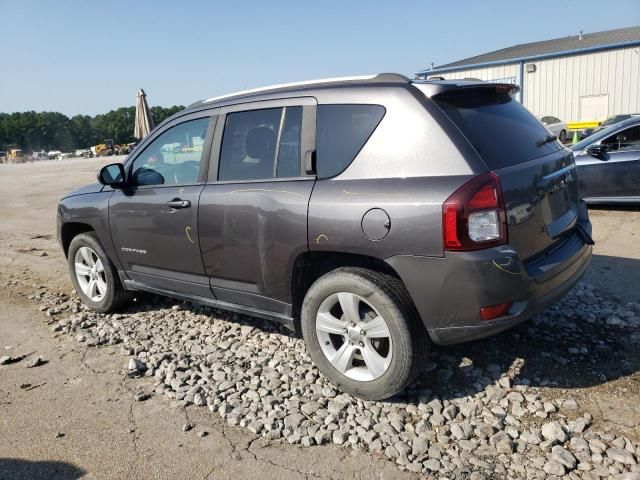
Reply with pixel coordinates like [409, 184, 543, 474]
[167, 199, 191, 209]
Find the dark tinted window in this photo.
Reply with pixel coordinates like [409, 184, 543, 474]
[602, 125, 640, 152]
[131, 117, 209, 186]
[316, 104, 385, 178]
[277, 107, 302, 178]
[219, 108, 281, 181]
[434, 90, 561, 169]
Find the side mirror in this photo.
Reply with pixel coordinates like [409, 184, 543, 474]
[98, 163, 126, 187]
[586, 144, 607, 158]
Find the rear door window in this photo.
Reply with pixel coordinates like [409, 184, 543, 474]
[433, 89, 561, 169]
[218, 108, 281, 181]
[316, 104, 385, 178]
[218, 106, 304, 181]
[277, 107, 303, 178]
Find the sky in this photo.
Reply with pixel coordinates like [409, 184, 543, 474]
[1, 0, 638, 116]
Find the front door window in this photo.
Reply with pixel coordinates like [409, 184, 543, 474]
[131, 117, 210, 186]
[602, 126, 640, 152]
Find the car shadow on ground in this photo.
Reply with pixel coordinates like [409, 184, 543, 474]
[0, 459, 85, 480]
[408, 254, 640, 403]
[587, 254, 640, 304]
[416, 313, 639, 403]
[121, 255, 640, 405]
[588, 204, 640, 212]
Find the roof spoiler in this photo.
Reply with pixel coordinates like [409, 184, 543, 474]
[416, 81, 520, 98]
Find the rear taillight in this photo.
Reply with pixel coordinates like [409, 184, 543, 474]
[443, 172, 507, 251]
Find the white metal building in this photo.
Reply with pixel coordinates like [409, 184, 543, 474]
[415, 26, 640, 123]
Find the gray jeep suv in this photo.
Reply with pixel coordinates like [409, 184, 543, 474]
[57, 73, 592, 400]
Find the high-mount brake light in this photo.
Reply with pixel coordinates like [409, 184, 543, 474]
[442, 172, 507, 251]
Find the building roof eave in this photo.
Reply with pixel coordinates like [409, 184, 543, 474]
[415, 40, 640, 76]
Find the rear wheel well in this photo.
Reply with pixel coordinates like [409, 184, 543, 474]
[61, 223, 95, 257]
[291, 251, 409, 332]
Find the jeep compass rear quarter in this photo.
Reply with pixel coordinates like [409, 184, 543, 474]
[58, 73, 592, 400]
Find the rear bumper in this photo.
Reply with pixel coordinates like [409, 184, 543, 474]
[386, 229, 592, 345]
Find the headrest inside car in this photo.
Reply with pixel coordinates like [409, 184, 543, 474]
[245, 126, 275, 161]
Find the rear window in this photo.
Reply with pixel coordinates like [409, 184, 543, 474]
[433, 89, 561, 169]
[316, 104, 385, 178]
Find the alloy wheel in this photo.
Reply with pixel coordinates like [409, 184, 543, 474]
[315, 292, 392, 381]
[74, 246, 107, 302]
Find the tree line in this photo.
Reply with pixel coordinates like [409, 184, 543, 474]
[0, 105, 184, 152]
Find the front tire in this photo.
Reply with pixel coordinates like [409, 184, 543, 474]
[68, 232, 130, 313]
[300, 267, 428, 400]
[559, 129, 567, 143]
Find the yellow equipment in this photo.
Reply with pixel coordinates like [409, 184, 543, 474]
[94, 139, 115, 157]
[94, 144, 109, 156]
[8, 149, 25, 163]
[115, 143, 131, 155]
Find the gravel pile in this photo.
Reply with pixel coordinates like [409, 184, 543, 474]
[32, 282, 640, 479]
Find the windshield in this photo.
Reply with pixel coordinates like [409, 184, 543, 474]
[571, 123, 626, 151]
[601, 116, 626, 127]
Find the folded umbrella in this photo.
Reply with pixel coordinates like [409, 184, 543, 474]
[134, 89, 154, 139]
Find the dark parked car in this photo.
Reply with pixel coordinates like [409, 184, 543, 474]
[572, 116, 640, 204]
[578, 113, 640, 140]
[57, 74, 592, 399]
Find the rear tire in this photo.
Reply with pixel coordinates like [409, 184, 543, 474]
[68, 232, 130, 313]
[300, 267, 428, 400]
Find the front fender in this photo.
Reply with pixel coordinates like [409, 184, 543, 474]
[57, 191, 121, 270]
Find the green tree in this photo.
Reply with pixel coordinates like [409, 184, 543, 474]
[71, 115, 97, 148]
[151, 105, 184, 126]
[0, 105, 185, 152]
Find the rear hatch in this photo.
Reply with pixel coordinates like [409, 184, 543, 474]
[431, 85, 580, 262]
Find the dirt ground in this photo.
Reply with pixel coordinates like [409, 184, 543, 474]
[585, 206, 640, 303]
[0, 157, 639, 479]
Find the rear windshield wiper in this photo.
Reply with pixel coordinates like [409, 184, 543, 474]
[537, 134, 557, 147]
